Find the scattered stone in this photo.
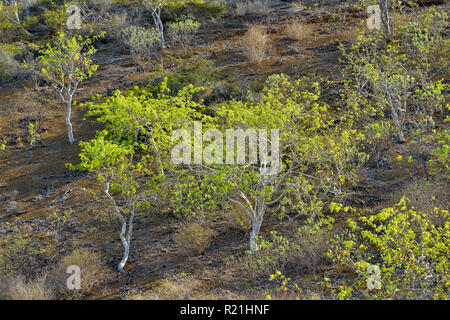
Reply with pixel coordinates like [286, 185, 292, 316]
[282, 48, 300, 55]
[5, 201, 19, 213]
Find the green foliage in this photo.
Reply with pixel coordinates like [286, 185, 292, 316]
[167, 18, 200, 55]
[252, 215, 335, 276]
[29, 32, 100, 91]
[428, 126, 450, 180]
[341, 10, 448, 142]
[162, 57, 218, 95]
[363, 121, 393, 167]
[43, 2, 69, 33]
[0, 137, 6, 152]
[26, 121, 45, 148]
[0, 229, 57, 280]
[172, 74, 364, 251]
[26, 31, 101, 143]
[163, 0, 226, 21]
[120, 25, 159, 66]
[84, 79, 206, 155]
[326, 197, 449, 299]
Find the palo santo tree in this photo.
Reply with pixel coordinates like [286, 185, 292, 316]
[27, 32, 101, 144]
[143, 0, 168, 49]
[70, 132, 150, 272]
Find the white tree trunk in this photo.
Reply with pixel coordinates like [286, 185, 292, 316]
[391, 106, 405, 143]
[249, 217, 262, 252]
[381, 0, 391, 35]
[152, 8, 165, 49]
[117, 220, 130, 272]
[118, 208, 135, 272]
[24, 0, 30, 17]
[104, 183, 134, 272]
[66, 96, 75, 144]
[249, 198, 265, 252]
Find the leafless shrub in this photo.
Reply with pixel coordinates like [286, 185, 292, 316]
[128, 273, 202, 300]
[232, 0, 271, 16]
[0, 274, 55, 300]
[175, 223, 214, 255]
[285, 21, 313, 41]
[241, 25, 270, 63]
[223, 204, 251, 232]
[48, 249, 105, 297]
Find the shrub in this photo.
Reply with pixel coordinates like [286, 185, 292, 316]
[0, 47, 20, 81]
[42, 3, 69, 33]
[120, 25, 159, 66]
[167, 18, 201, 55]
[285, 21, 312, 41]
[49, 249, 105, 297]
[164, 57, 218, 94]
[232, 0, 271, 16]
[0, 137, 6, 152]
[291, 216, 334, 277]
[129, 273, 202, 300]
[0, 231, 57, 280]
[107, 11, 129, 38]
[163, 0, 226, 21]
[26, 121, 45, 148]
[397, 178, 449, 226]
[0, 274, 55, 300]
[326, 197, 449, 300]
[241, 25, 270, 63]
[252, 216, 334, 278]
[175, 223, 214, 255]
[363, 121, 393, 168]
[224, 204, 251, 232]
[428, 127, 449, 180]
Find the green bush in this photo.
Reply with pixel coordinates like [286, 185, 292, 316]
[43, 3, 69, 33]
[167, 18, 200, 55]
[363, 121, 394, 168]
[163, 0, 226, 21]
[0, 47, 21, 81]
[0, 229, 57, 280]
[326, 197, 449, 300]
[120, 25, 159, 66]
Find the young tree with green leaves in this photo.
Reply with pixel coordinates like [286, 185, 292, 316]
[120, 25, 159, 67]
[27, 32, 101, 144]
[326, 197, 449, 299]
[74, 81, 208, 270]
[143, 0, 169, 49]
[173, 74, 365, 251]
[0, 0, 22, 25]
[167, 18, 201, 55]
[70, 132, 150, 272]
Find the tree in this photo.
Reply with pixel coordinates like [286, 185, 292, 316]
[172, 74, 364, 251]
[327, 197, 449, 299]
[143, 0, 168, 49]
[27, 32, 101, 144]
[167, 18, 201, 55]
[120, 25, 159, 67]
[0, 0, 22, 25]
[344, 31, 413, 143]
[71, 132, 149, 272]
[75, 81, 208, 270]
